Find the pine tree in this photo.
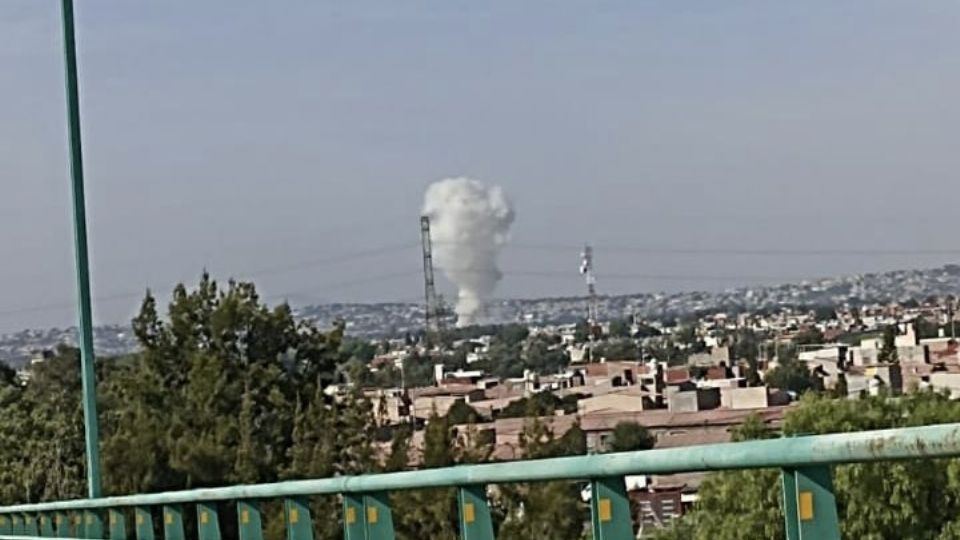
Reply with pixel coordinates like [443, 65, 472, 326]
[393, 410, 459, 540]
[497, 418, 588, 540]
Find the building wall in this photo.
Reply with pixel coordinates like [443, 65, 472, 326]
[721, 386, 769, 410]
[668, 388, 720, 413]
[578, 394, 650, 414]
[413, 395, 460, 419]
[929, 373, 960, 399]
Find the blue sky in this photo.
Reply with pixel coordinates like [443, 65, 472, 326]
[1, 1, 959, 331]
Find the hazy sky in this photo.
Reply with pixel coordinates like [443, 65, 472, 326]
[1, 1, 959, 332]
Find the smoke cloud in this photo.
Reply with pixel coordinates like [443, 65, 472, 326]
[422, 177, 515, 327]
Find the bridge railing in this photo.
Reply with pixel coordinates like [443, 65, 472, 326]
[2, 422, 960, 540]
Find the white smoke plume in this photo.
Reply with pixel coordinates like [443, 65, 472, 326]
[422, 177, 515, 327]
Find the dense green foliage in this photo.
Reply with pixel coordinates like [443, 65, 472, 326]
[656, 392, 960, 540]
[764, 345, 819, 394]
[0, 275, 590, 540]
[497, 419, 588, 540]
[497, 392, 581, 419]
[605, 421, 655, 453]
[879, 324, 900, 363]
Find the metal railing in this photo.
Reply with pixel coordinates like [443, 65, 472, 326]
[1, 422, 960, 540]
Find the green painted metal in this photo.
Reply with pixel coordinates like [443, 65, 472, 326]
[457, 485, 494, 540]
[781, 469, 800, 540]
[344, 493, 395, 540]
[59, 0, 103, 502]
[162, 506, 184, 540]
[362, 492, 394, 540]
[71, 513, 83, 538]
[11, 515, 23, 536]
[107, 509, 125, 540]
[284, 497, 313, 540]
[236, 501, 263, 540]
[342, 494, 365, 540]
[25, 514, 39, 537]
[82, 510, 102, 539]
[197, 502, 221, 540]
[781, 466, 840, 540]
[590, 477, 633, 540]
[2, 422, 959, 515]
[134, 507, 154, 540]
[0, 515, 9, 535]
[54, 512, 69, 538]
[40, 513, 55, 537]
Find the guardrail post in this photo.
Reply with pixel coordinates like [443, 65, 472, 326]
[84, 510, 104, 539]
[162, 506, 184, 540]
[72, 512, 84, 537]
[108, 509, 126, 540]
[284, 497, 313, 540]
[343, 493, 395, 540]
[40, 513, 55, 537]
[237, 501, 263, 540]
[458, 485, 494, 540]
[55, 512, 69, 537]
[590, 476, 634, 540]
[26, 514, 39, 537]
[781, 466, 840, 540]
[343, 494, 364, 539]
[363, 492, 395, 540]
[197, 503, 221, 540]
[781, 469, 799, 540]
[135, 507, 155, 540]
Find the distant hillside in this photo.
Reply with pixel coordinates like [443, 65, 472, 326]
[295, 264, 960, 333]
[3, 264, 959, 367]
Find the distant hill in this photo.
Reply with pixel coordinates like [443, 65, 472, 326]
[3, 264, 959, 367]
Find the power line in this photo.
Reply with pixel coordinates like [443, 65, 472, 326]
[239, 242, 418, 279]
[3, 241, 955, 321]
[430, 241, 960, 258]
[266, 270, 422, 301]
[0, 243, 419, 320]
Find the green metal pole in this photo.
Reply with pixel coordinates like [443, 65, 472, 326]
[59, 0, 103, 499]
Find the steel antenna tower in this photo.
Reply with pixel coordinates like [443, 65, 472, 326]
[580, 244, 599, 362]
[580, 244, 598, 325]
[420, 216, 443, 339]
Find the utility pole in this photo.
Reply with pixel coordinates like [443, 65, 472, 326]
[60, 0, 102, 499]
[948, 296, 957, 341]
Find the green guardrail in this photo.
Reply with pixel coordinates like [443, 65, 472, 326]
[2, 422, 960, 540]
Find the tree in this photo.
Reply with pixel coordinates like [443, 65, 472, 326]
[764, 347, 818, 394]
[605, 421, 655, 453]
[793, 326, 825, 347]
[498, 392, 562, 419]
[764, 361, 818, 394]
[523, 336, 570, 374]
[656, 393, 960, 540]
[393, 411, 459, 540]
[447, 400, 482, 425]
[879, 325, 899, 363]
[812, 305, 838, 321]
[497, 419, 588, 540]
[574, 320, 591, 343]
[914, 316, 941, 340]
[594, 338, 640, 361]
[608, 319, 631, 339]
